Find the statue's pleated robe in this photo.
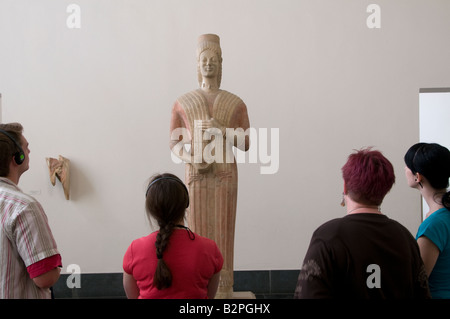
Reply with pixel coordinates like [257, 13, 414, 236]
[175, 89, 244, 298]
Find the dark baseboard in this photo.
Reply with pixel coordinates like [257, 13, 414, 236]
[52, 269, 300, 299]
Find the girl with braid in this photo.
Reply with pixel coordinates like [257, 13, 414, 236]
[123, 173, 223, 299]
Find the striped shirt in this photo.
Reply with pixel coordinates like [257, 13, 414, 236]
[0, 177, 60, 298]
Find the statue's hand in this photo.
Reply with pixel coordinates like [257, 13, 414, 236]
[197, 118, 225, 136]
[193, 162, 212, 173]
[210, 118, 226, 136]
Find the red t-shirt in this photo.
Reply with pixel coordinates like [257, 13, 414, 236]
[123, 229, 223, 299]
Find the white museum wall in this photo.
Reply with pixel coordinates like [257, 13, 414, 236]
[1, 0, 450, 273]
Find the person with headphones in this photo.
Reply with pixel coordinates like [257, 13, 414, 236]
[0, 123, 61, 298]
[122, 173, 223, 299]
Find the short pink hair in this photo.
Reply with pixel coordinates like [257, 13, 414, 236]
[342, 148, 395, 206]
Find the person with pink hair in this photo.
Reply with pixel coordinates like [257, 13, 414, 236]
[294, 148, 430, 299]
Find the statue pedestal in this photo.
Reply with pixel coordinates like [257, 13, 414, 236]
[232, 291, 256, 299]
[215, 290, 255, 299]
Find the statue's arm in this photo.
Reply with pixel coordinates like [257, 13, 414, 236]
[169, 101, 192, 163]
[230, 102, 250, 152]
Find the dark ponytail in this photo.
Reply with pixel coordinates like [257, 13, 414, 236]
[145, 173, 190, 290]
[443, 191, 450, 210]
[154, 222, 175, 289]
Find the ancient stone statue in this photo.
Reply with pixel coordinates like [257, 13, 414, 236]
[46, 155, 70, 200]
[170, 34, 250, 298]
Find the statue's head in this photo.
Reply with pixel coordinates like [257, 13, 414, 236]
[196, 34, 222, 88]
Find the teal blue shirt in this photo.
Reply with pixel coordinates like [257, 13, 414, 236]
[416, 208, 450, 299]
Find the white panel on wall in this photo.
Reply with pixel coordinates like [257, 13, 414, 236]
[419, 89, 450, 220]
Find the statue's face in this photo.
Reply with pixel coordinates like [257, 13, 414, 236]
[199, 50, 219, 79]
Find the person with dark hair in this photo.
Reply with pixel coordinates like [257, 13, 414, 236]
[0, 123, 61, 298]
[122, 173, 223, 299]
[404, 142, 450, 298]
[294, 148, 430, 299]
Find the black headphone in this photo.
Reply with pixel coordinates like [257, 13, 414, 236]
[145, 176, 190, 208]
[0, 129, 25, 165]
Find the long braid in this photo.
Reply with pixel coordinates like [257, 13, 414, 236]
[154, 222, 175, 290]
[145, 173, 190, 290]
